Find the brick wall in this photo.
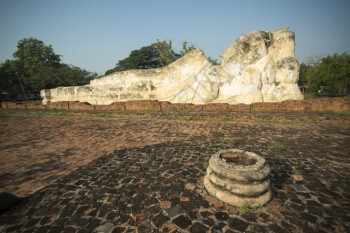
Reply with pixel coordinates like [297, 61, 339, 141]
[1, 98, 349, 112]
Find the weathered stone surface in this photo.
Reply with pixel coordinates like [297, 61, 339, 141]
[204, 149, 272, 207]
[216, 29, 302, 104]
[41, 28, 303, 105]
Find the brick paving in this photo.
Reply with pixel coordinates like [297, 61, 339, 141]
[0, 112, 350, 232]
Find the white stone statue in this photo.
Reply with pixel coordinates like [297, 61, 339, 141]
[41, 28, 303, 105]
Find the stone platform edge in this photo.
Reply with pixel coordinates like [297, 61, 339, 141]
[1, 98, 349, 112]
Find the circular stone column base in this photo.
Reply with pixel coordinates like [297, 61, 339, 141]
[204, 149, 272, 207]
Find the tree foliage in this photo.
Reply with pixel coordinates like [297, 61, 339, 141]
[305, 53, 350, 94]
[155, 40, 181, 66]
[0, 59, 24, 96]
[207, 57, 219, 66]
[105, 40, 181, 75]
[105, 40, 219, 75]
[180, 41, 196, 56]
[298, 63, 310, 86]
[0, 37, 97, 96]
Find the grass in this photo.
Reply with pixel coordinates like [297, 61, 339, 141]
[0, 109, 27, 115]
[271, 143, 285, 151]
[142, 109, 156, 113]
[281, 121, 298, 125]
[208, 142, 223, 148]
[250, 110, 274, 114]
[304, 120, 316, 124]
[227, 139, 237, 147]
[186, 116, 199, 121]
[255, 119, 277, 124]
[33, 111, 45, 115]
[222, 117, 232, 121]
[115, 109, 126, 112]
[95, 113, 111, 118]
[57, 111, 68, 116]
[317, 110, 350, 117]
[165, 117, 177, 121]
[239, 205, 265, 212]
[255, 119, 297, 125]
[335, 121, 350, 126]
[240, 205, 250, 211]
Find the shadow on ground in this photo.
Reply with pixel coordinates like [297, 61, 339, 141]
[0, 193, 22, 214]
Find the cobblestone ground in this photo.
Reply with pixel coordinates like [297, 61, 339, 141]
[0, 113, 349, 232]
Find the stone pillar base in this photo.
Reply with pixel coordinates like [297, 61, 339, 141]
[204, 149, 272, 207]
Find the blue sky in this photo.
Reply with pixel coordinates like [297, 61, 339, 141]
[0, 0, 349, 75]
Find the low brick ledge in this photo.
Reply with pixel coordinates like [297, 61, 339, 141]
[1, 98, 349, 112]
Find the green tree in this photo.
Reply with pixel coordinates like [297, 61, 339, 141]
[105, 45, 160, 75]
[56, 64, 97, 86]
[180, 41, 196, 56]
[180, 41, 219, 65]
[105, 41, 181, 75]
[155, 40, 181, 66]
[306, 53, 350, 94]
[0, 37, 97, 96]
[0, 37, 62, 95]
[13, 38, 61, 71]
[298, 63, 310, 86]
[0, 59, 26, 97]
[105, 40, 220, 75]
